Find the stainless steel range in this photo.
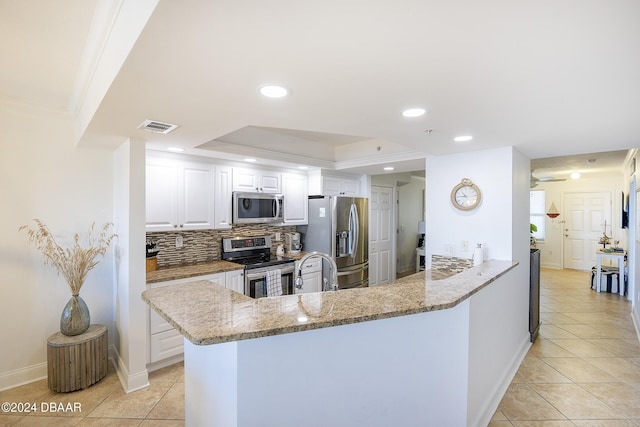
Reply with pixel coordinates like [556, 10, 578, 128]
[221, 236, 295, 298]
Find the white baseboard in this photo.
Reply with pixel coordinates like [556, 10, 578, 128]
[111, 344, 149, 393]
[0, 362, 47, 392]
[632, 307, 640, 344]
[472, 334, 531, 427]
[147, 354, 183, 373]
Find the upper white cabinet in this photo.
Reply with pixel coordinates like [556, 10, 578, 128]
[214, 166, 233, 229]
[146, 156, 179, 231]
[308, 170, 364, 197]
[233, 168, 281, 193]
[181, 162, 215, 228]
[146, 154, 226, 231]
[281, 173, 308, 225]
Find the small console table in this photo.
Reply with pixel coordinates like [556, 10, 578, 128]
[595, 250, 625, 295]
[47, 324, 108, 392]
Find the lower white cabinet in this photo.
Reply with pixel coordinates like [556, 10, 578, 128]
[295, 257, 322, 293]
[148, 270, 242, 364]
[225, 269, 245, 294]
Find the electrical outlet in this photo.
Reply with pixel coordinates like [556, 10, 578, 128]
[275, 232, 281, 241]
[176, 235, 184, 249]
[461, 240, 469, 252]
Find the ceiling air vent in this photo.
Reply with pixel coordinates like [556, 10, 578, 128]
[138, 119, 179, 134]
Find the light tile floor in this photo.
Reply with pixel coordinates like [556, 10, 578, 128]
[491, 267, 640, 426]
[2, 268, 638, 426]
[0, 361, 185, 426]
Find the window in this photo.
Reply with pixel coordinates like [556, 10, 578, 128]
[530, 190, 545, 241]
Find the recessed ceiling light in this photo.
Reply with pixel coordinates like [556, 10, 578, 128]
[402, 108, 426, 118]
[244, 158, 257, 162]
[571, 172, 581, 179]
[259, 85, 288, 98]
[384, 167, 394, 171]
[167, 147, 184, 152]
[454, 135, 473, 142]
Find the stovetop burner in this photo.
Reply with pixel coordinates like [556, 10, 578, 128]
[227, 254, 294, 270]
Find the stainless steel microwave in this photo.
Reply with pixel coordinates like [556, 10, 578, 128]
[232, 192, 283, 224]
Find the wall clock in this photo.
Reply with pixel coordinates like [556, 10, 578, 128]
[450, 178, 481, 211]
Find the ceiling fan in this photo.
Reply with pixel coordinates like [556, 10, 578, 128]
[530, 173, 566, 188]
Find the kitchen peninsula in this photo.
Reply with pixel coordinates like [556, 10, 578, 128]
[143, 260, 525, 427]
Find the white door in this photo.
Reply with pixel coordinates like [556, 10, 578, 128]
[563, 192, 611, 270]
[369, 185, 394, 286]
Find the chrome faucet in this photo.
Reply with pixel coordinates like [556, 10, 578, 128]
[295, 251, 339, 292]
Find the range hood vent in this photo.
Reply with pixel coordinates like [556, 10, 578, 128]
[138, 119, 179, 134]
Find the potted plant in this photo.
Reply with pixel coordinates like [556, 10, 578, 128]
[530, 223, 537, 248]
[20, 220, 117, 336]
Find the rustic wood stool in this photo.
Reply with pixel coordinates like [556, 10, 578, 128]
[46, 324, 108, 392]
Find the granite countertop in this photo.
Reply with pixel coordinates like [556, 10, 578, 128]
[142, 259, 518, 345]
[146, 260, 244, 284]
[281, 250, 309, 260]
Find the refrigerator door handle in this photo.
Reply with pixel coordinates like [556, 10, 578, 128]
[337, 263, 368, 276]
[349, 203, 359, 258]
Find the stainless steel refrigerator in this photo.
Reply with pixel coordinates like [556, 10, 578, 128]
[299, 196, 368, 289]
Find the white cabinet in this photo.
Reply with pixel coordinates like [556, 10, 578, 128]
[225, 269, 245, 294]
[295, 257, 322, 293]
[322, 176, 360, 196]
[282, 173, 308, 225]
[146, 155, 216, 231]
[148, 272, 227, 364]
[214, 166, 233, 229]
[146, 156, 178, 231]
[308, 170, 363, 197]
[233, 168, 282, 193]
[148, 271, 244, 364]
[181, 162, 215, 228]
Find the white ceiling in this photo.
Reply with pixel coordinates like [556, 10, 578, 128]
[2, 0, 639, 176]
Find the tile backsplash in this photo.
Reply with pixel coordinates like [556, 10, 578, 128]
[147, 224, 297, 268]
[431, 254, 473, 272]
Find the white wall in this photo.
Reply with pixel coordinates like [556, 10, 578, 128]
[0, 101, 115, 390]
[426, 147, 521, 263]
[113, 140, 148, 392]
[534, 174, 625, 269]
[426, 146, 531, 424]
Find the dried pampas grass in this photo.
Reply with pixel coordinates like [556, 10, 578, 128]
[20, 220, 117, 296]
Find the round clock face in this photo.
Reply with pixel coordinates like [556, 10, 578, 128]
[451, 179, 481, 210]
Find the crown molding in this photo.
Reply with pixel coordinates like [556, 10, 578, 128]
[334, 150, 427, 170]
[69, 0, 159, 145]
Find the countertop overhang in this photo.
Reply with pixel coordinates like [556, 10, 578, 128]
[142, 259, 518, 345]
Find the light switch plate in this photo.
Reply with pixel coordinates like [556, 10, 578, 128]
[176, 235, 184, 249]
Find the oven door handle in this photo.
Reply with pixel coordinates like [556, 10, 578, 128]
[246, 271, 267, 281]
[246, 266, 294, 281]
